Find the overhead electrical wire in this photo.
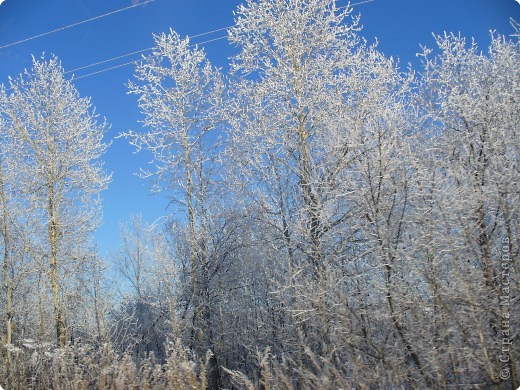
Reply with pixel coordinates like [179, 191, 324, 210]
[70, 0, 375, 81]
[0, 0, 157, 50]
[73, 35, 228, 80]
[65, 47, 153, 75]
[65, 26, 230, 76]
[2, 0, 375, 82]
[342, 0, 374, 7]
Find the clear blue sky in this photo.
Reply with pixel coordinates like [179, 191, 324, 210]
[0, 0, 518, 257]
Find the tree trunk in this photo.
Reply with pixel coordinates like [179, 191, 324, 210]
[0, 163, 13, 386]
[48, 187, 66, 347]
[296, 121, 330, 353]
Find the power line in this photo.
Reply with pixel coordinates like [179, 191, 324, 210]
[187, 26, 230, 40]
[3, 0, 374, 82]
[65, 26, 230, 76]
[70, 0, 375, 81]
[342, 0, 375, 7]
[74, 36, 228, 80]
[0, 0, 157, 50]
[65, 47, 153, 75]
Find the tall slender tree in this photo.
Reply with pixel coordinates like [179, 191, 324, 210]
[226, 0, 414, 362]
[0, 55, 110, 347]
[415, 32, 520, 387]
[124, 30, 226, 389]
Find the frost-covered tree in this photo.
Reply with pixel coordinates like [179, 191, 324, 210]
[226, 0, 415, 371]
[109, 214, 171, 360]
[115, 214, 155, 301]
[0, 3, 517, 389]
[124, 30, 226, 388]
[0, 102, 15, 348]
[413, 32, 520, 387]
[0, 55, 110, 347]
[228, 0, 362, 283]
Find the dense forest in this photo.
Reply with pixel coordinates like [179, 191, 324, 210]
[0, 0, 519, 388]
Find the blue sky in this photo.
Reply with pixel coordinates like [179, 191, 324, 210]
[0, 0, 518, 257]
